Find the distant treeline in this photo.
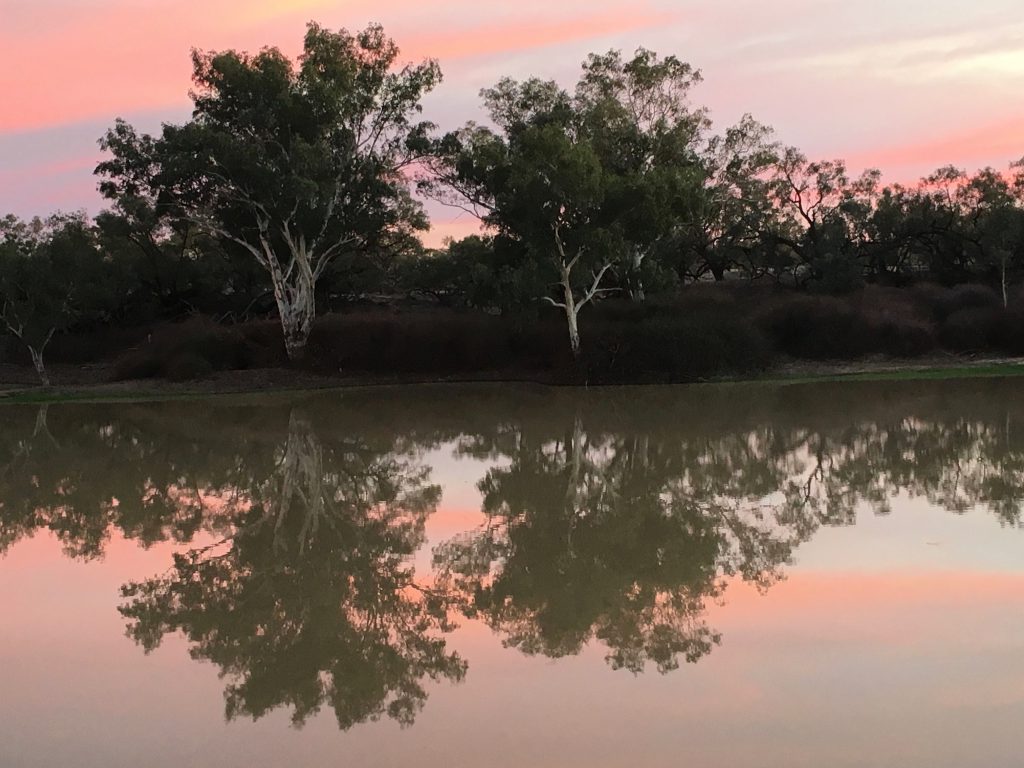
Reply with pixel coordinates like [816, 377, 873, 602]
[3, 22, 1024, 383]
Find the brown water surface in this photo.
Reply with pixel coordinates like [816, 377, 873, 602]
[2, 380, 1023, 767]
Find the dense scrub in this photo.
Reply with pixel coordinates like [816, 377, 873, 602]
[4, 282, 1015, 387]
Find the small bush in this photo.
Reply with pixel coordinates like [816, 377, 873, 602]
[300, 310, 566, 376]
[580, 310, 770, 383]
[112, 317, 257, 381]
[915, 283, 1001, 322]
[164, 352, 215, 382]
[756, 295, 870, 359]
[868, 315, 936, 357]
[993, 309, 1024, 356]
[856, 288, 936, 357]
[939, 307, 1002, 352]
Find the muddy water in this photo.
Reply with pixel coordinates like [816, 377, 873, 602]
[2, 379, 1023, 768]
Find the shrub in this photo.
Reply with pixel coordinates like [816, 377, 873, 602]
[112, 316, 258, 381]
[939, 307, 1002, 352]
[756, 295, 870, 359]
[914, 283, 1000, 322]
[164, 352, 215, 382]
[868, 315, 936, 357]
[580, 310, 770, 383]
[993, 309, 1024, 355]
[300, 310, 566, 377]
[856, 287, 936, 357]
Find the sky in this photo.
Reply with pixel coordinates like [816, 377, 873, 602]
[3, 0, 1024, 243]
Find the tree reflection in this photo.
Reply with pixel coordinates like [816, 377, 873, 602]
[431, 381, 1024, 673]
[2, 380, 1024, 729]
[434, 414, 807, 673]
[117, 409, 465, 729]
[0, 401, 465, 730]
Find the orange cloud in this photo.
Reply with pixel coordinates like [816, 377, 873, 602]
[1, 0, 337, 132]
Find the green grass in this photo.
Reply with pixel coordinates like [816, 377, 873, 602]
[3, 360, 1024, 405]
[754, 362, 1024, 386]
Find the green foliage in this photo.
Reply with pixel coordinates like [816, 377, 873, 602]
[97, 23, 441, 357]
[6, 33, 1024, 383]
[422, 47, 712, 351]
[0, 214, 118, 382]
[404, 235, 546, 314]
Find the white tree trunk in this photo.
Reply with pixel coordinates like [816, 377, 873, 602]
[560, 271, 581, 356]
[548, 226, 615, 359]
[29, 346, 50, 387]
[1002, 256, 1009, 309]
[278, 290, 315, 362]
[629, 248, 646, 302]
[265, 242, 317, 362]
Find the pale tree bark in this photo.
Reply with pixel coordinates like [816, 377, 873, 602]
[197, 195, 354, 362]
[544, 223, 615, 357]
[1001, 252, 1009, 309]
[1, 304, 55, 386]
[29, 346, 50, 387]
[627, 247, 646, 302]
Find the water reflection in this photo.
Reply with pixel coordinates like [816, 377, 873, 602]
[434, 416, 801, 673]
[1, 380, 1023, 733]
[119, 409, 465, 730]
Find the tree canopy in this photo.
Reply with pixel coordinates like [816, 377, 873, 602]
[96, 23, 441, 358]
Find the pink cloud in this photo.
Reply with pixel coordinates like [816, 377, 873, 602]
[844, 115, 1024, 180]
[1, 1, 677, 133]
[401, 8, 679, 62]
[423, 218, 486, 248]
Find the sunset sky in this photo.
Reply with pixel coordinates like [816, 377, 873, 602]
[3, 0, 1024, 242]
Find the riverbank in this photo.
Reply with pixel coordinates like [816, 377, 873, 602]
[7, 283, 1024, 402]
[3, 355, 1024, 404]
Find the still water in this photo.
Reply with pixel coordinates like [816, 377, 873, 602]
[2, 380, 1024, 767]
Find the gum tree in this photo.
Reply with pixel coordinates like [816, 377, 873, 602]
[574, 49, 709, 300]
[97, 23, 441, 359]
[424, 79, 611, 355]
[0, 214, 111, 386]
[424, 49, 709, 355]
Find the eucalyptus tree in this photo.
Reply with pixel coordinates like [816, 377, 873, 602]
[574, 49, 710, 300]
[97, 23, 441, 359]
[424, 49, 709, 354]
[956, 165, 1024, 305]
[0, 214, 113, 385]
[424, 82, 608, 354]
[681, 114, 779, 281]
[766, 148, 881, 288]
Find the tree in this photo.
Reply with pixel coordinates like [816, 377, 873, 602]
[97, 23, 441, 359]
[956, 165, 1024, 306]
[0, 214, 112, 385]
[424, 49, 710, 355]
[404, 235, 546, 313]
[574, 48, 709, 300]
[765, 148, 882, 290]
[676, 114, 779, 282]
[426, 95, 609, 354]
